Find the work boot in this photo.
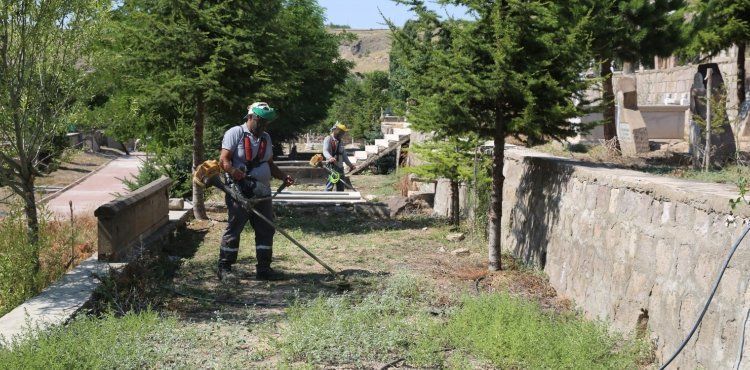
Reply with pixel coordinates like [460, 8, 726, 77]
[217, 263, 238, 283]
[256, 247, 283, 280]
[256, 266, 284, 281]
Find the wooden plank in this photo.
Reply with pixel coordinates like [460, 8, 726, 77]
[350, 135, 410, 175]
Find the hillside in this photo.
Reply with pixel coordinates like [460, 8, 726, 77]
[332, 28, 391, 73]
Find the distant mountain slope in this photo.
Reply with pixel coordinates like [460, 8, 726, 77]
[331, 28, 391, 73]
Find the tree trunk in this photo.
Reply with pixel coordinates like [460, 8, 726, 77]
[192, 93, 208, 220]
[601, 60, 618, 143]
[738, 42, 746, 106]
[22, 179, 40, 273]
[488, 121, 505, 271]
[450, 179, 460, 227]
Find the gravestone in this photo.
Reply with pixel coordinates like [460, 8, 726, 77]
[615, 75, 650, 155]
[690, 63, 736, 166]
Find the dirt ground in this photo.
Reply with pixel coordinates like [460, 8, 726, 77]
[94, 172, 577, 368]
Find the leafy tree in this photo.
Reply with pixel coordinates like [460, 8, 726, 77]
[391, 0, 593, 270]
[574, 0, 686, 142]
[410, 136, 482, 226]
[0, 0, 106, 262]
[88, 0, 350, 219]
[688, 0, 750, 106]
[326, 71, 391, 142]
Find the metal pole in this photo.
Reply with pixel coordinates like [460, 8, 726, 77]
[704, 68, 713, 172]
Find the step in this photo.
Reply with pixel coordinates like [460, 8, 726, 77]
[365, 145, 380, 154]
[354, 151, 369, 160]
[384, 134, 402, 142]
[392, 128, 412, 136]
[374, 139, 390, 148]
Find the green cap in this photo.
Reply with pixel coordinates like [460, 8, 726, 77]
[244, 102, 278, 122]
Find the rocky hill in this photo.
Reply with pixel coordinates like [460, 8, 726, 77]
[332, 28, 391, 73]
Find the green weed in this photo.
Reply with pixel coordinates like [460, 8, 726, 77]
[0, 311, 175, 369]
[279, 275, 648, 368]
[445, 293, 649, 369]
[0, 209, 96, 316]
[279, 272, 440, 365]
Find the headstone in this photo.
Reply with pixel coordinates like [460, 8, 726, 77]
[690, 64, 737, 165]
[615, 75, 650, 155]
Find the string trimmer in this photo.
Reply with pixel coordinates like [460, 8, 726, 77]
[193, 160, 350, 289]
[308, 154, 357, 191]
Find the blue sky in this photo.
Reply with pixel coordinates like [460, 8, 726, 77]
[317, 0, 470, 29]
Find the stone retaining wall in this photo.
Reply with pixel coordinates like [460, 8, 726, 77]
[95, 176, 171, 262]
[502, 147, 750, 369]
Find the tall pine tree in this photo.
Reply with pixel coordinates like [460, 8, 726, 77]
[688, 0, 750, 106]
[95, 0, 349, 218]
[391, 0, 593, 270]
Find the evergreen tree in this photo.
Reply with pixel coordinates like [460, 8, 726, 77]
[91, 0, 350, 219]
[688, 0, 750, 106]
[576, 0, 686, 143]
[391, 0, 593, 270]
[410, 136, 482, 226]
[326, 71, 392, 142]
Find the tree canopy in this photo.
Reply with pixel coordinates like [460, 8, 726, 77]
[391, 0, 594, 270]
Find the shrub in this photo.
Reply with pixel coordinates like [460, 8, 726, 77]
[445, 293, 649, 369]
[0, 209, 97, 316]
[123, 148, 192, 198]
[0, 311, 174, 368]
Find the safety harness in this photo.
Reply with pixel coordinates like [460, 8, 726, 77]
[241, 127, 268, 171]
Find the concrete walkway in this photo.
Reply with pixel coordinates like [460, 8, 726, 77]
[45, 154, 142, 217]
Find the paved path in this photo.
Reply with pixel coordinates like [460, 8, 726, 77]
[45, 154, 142, 217]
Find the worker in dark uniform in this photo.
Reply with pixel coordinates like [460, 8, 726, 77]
[218, 102, 294, 281]
[322, 122, 355, 191]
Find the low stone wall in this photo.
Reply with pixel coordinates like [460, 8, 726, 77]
[502, 147, 750, 369]
[95, 177, 171, 262]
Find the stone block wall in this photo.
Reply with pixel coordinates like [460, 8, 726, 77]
[95, 177, 171, 262]
[502, 147, 750, 369]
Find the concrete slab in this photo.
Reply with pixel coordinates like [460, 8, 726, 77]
[0, 256, 111, 346]
[374, 139, 390, 148]
[354, 151, 368, 160]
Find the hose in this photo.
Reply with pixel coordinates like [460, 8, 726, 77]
[660, 222, 750, 369]
[735, 307, 750, 370]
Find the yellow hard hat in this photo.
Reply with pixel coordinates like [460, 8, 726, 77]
[332, 121, 349, 132]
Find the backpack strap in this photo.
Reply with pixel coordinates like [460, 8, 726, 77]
[235, 126, 268, 171]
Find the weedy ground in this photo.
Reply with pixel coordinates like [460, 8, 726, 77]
[1, 174, 653, 369]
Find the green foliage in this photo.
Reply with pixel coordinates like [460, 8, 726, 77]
[0, 311, 175, 368]
[390, 0, 593, 144]
[327, 23, 351, 29]
[279, 273, 648, 368]
[0, 0, 108, 244]
[693, 91, 730, 135]
[575, 0, 687, 66]
[0, 209, 97, 316]
[85, 0, 351, 145]
[122, 149, 193, 199]
[0, 210, 38, 317]
[687, 0, 750, 58]
[445, 293, 649, 369]
[280, 272, 438, 365]
[409, 136, 482, 182]
[325, 71, 392, 142]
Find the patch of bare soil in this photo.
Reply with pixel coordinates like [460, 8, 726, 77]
[91, 189, 572, 367]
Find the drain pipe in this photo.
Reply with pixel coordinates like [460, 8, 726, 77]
[660, 222, 750, 369]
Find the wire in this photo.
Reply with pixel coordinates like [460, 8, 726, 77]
[735, 307, 750, 370]
[660, 222, 750, 369]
